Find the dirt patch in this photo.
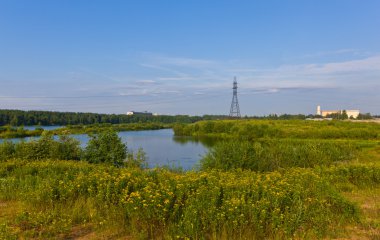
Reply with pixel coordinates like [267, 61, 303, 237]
[347, 119, 380, 124]
[342, 187, 380, 239]
[61, 225, 133, 240]
[0, 200, 23, 219]
[58, 225, 93, 239]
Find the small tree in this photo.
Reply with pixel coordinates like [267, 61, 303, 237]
[52, 135, 82, 160]
[341, 110, 348, 120]
[125, 148, 148, 169]
[357, 113, 373, 120]
[83, 130, 127, 166]
[0, 141, 15, 161]
[14, 131, 55, 160]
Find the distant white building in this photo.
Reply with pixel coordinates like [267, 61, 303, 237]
[346, 110, 360, 118]
[126, 111, 153, 116]
[316, 105, 360, 119]
[317, 105, 322, 115]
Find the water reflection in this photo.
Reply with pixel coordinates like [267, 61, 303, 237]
[172, 136, 216, 148]
[23, 126, 63, 131]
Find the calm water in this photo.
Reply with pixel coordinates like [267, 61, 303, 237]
[22, 125, 63, 131]
[0, 129, 209, 170]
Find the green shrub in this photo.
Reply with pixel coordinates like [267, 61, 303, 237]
[83, 130, 127, 166]
[125, 148, 148, 169]
[0, 132, 81, 161]
[51, 135, 82, 160]
[0, 141, 15, 161]
[13, 132, 54, 160]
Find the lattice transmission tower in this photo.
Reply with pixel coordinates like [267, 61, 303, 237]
[229, 77, 241, 118]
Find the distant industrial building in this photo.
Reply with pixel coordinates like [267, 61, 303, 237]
[126, 111, 153, 116]
[317, 105, 360, 119]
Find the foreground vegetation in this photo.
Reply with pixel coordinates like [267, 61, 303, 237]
[0, 119, 379, 239]
[1, 160, 379, 239]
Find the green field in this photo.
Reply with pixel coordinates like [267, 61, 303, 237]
[1, 120, 380, 239]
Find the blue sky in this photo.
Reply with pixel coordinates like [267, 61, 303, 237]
[1, 1, 379, 115]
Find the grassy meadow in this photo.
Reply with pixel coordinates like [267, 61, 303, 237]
[173, 119, 380, 140]
[1, 119, 380, 239]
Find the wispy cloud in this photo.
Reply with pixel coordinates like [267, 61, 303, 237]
[247, 85, 337, 95]
[141, 53, 216, 68]
[302, 49, 359, 58]
[135, 80, 158, 85]
[227, 55, 380, 95]
[157, 76, 203, 81]
[276, 55, 380, 75]
[136, 53, 380, 102]
[140, 63, 189, 77]
[286, 49, 372, 61]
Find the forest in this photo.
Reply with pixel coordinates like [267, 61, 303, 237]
[2, 109, 374, 127]
[0, 109, 208, 126]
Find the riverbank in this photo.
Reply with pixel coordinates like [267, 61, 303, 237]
[0, 127, 43, 139]
[0, 123, 170, 139]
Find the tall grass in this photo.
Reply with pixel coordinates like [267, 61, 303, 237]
[201, 139, 360, 171]
[174, 120, 380, 140]
[0, 160, 364, 239]
[319, 163, 380, 190]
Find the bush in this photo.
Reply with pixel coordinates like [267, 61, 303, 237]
[125, 148, 148, 169]
[51, 135, 82, 160]
[0, 141, 15, 161]
[14, 132, 54, 160]
[0, 132, 81, 161]
[83, 130, 127, 166]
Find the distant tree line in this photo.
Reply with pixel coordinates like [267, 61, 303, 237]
[261, 114, 307, 120]
[357, 113, 374, 120]
[0, 109, 229, 126]
[6, 109, 369, 126]
[325, 111, 373, 120]
[0, 109, 315, 126]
